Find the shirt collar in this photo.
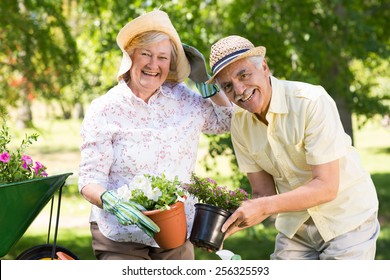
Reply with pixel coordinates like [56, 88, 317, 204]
[160, 82, 179, 100]
[117, 80, 178, 103]
[268, 76, 288, 114]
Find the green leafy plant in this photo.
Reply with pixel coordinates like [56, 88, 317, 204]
[0, 117, 48, 185]
[184, 174, 250, 212]
[116, 174, 185, 211]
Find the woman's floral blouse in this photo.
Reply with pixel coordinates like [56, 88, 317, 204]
[78, 80, 232, 246]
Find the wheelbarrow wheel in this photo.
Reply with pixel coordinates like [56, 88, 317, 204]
[16, 244, 79, 260]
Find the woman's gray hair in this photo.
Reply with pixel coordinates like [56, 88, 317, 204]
[121, 31, 178, 82]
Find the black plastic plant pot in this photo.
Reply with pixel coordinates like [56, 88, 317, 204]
[190, 203, 232, 251]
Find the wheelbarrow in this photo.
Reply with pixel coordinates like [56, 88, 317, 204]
[0, 172, 79, 260]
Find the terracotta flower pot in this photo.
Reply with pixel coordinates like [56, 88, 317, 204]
[190, 203, 232, 251]
[143, 200, 187, 249]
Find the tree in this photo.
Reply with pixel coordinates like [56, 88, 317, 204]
[2, 0, 387, 185]
[0, 0, 79, 126]
[212, 0, 388, 136]
[173, 0, 389, 187]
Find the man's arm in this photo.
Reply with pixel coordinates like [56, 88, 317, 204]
[222, 159, 340, 238]
[247, 170, 276, 198]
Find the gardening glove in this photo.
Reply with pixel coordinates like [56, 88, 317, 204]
[101, 190, 160, 237]
[183, 43, 219, 98]
[216, 250, 242, 260]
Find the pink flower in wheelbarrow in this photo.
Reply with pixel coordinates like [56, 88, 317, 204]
[33, 161, 48, 177]
[1, 116, 48, 184]
[21, 155, 33, 169]
[21, 155, 47, 177]
[0, 151, 10, 163]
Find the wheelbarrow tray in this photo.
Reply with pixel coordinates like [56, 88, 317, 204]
[0, 173, 73, 257]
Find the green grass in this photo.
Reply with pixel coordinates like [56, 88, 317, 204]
[3, 228, 94, 260]
[353, 119, 390, 260]
[1, 116, 389, 260]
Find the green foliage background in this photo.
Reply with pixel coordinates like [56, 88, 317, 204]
[1, 0, 389, 121]
[0, 0, 389, 260]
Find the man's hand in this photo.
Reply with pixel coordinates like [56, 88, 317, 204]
[221, 198, 270, 239]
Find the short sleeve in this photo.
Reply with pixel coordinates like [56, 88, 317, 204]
[304, 93, 348, 165]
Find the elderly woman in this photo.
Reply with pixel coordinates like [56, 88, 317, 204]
[78, 10, 232, 260]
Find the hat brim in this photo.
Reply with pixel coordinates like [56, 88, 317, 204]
[116, 10, 190, 82]
[206, 46, 266, 84]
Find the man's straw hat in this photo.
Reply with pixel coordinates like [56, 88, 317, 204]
[116, 10, 190, 82]
[207, 35, 266, 84]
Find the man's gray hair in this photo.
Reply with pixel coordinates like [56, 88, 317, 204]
[247, 56, 264, 69]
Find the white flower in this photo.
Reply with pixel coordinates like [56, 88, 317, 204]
[131, 174, 152, 192]
[146, 187, 162, 202]
[128, 174, 162, 201]
[117, 184, 132, 201]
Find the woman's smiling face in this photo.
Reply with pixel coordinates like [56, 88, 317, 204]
[128, 39, 172, 100]
[216, 57, 272, 118]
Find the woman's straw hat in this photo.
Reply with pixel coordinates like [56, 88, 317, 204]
[116, 10, 190, 82]
[207, 35, 266, 84]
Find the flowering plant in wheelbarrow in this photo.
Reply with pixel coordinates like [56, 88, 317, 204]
[0, 117, 47, 185]
[0, 116, 77, 259]
[184, 174, 250, 251]
[101, 173, 187, 249]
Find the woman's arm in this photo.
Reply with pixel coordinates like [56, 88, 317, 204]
[209, 90, 232, 107]
[80, 183, 107, 208]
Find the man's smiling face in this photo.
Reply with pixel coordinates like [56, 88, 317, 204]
[216, 57, 272, 118]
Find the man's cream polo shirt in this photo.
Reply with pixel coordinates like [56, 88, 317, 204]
[231, 76, 378, 242]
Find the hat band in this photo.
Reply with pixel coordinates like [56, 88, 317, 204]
[211, 48, 250, 75]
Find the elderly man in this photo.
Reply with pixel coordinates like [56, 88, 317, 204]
[207, 35, 380, 260]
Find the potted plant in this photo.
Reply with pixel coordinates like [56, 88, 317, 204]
[184, 174, 250, 251]
[114, 173, 187, 249]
